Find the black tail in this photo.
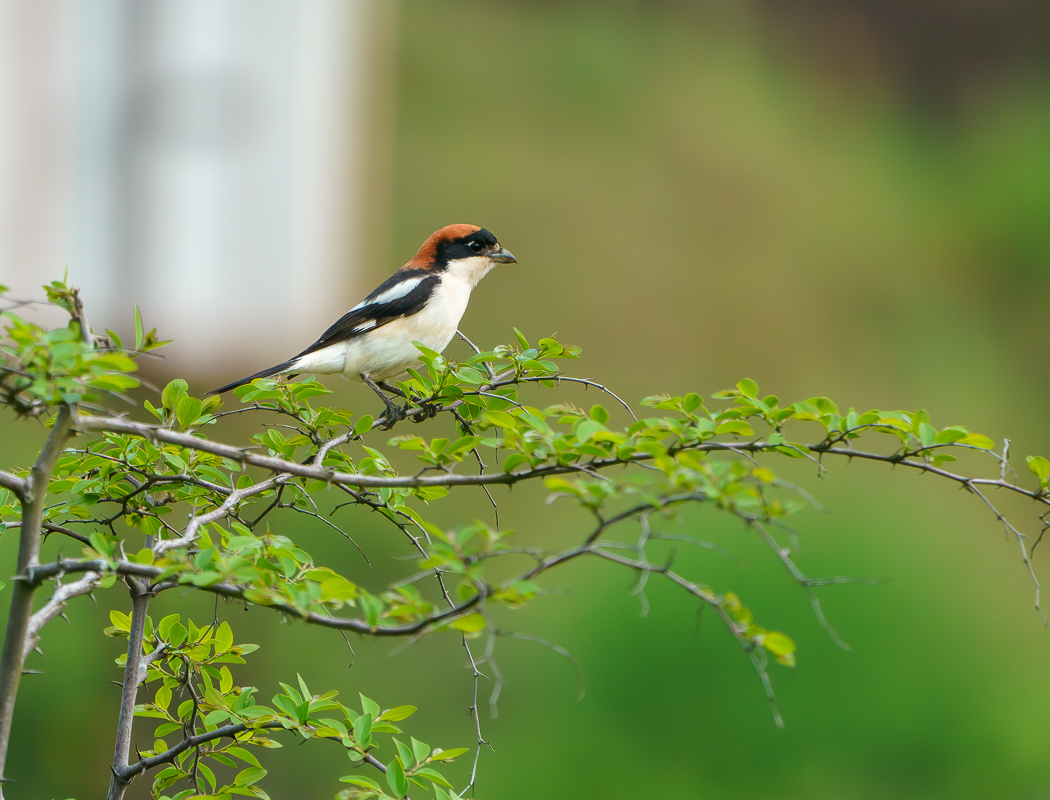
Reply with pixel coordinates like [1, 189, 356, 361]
[206, 359, 296, 396]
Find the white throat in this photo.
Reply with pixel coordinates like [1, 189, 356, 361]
[445, 255, 497, 289]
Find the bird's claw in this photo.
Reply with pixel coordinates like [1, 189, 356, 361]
[377, 403, 407, 430]
[409, 400, 440, 423]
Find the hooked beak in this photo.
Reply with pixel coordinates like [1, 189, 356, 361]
[490, 246, 517, 264]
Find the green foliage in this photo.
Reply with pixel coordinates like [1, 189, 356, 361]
[101, 609, 464, 800]
[0, 282, 165, 415]
[2, 280, 1048, 798]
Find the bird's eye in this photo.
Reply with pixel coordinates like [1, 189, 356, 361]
[467, 241, 483, 252]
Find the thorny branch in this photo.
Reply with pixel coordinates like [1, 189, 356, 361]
[6, 287, 1050, 797]
[0, 406, 77, 795]
[22, 558, 485, 636]
[25, 571, 102, 657]
[107, 581, 152, 800]
[73, 412, 1050, 515]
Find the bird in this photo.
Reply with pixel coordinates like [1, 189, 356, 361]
[207, 224, 517, 422]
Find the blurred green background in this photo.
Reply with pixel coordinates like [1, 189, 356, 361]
[6, 1, 1050, 797]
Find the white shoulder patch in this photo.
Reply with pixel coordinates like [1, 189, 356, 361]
[364, 275, 426, 309]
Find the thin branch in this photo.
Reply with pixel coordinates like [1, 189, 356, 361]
[119, 720, 283, 782]
[749, 520, 850, 650]
[588, 547, 784, 728]
[78, 415, 1050, 524]
[495, 629, 586, 703]
[23, 558, 483, 637]
[154, 476, 279, 556]
[965, 482, 1045, 623]
[41, 521, 92, 545]
[0, 472, 26, 502]
[496, 375, 638, 421]
[25, 572, 101, 656]
[107, 582, 151, 800]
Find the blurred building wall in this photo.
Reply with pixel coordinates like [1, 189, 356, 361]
[0, 0, 391, 373]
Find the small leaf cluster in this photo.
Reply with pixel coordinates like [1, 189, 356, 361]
[709, 379, 996, 465]
[723, 592, 797, 667]
[104, 611, 464, 800]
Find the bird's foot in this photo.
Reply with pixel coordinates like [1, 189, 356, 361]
[362, 373, 406, 430]
[409, 399, 441, 423]
[377, 401, 407, 431]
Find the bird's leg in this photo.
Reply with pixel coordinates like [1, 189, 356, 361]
[410, 398, 440, 423]
[376, 380, 406, 398]
[361, 373, 405, 429]
[380, 379, 439, 422]
[377, 379, 436, 423]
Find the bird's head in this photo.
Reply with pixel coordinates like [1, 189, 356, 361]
[405, 224, 517, 284]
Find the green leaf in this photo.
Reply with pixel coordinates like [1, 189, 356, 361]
[386, 757, 408, 798]
[762, 631, 797, 667]
[175, 396, 202, 429]
[413, 767, 453, 788]
[134, 306, 144, 351]
[575, 420, 605, 442]
[158, 614, 180, 639]
[109, 610, 131, 631]
[960, 433, 995, 450]
[339, 775, 383, 792]
[445, 436, 484, 457]
[411, 736, 431, 765]
[394, 738, 415, 769]
[451, 613, 487, 633]
[589, 404, 609, 425]
[484, 410, 516, 428]
[715, 420, 753, 436]
[934, 427, 969, 445]
[501, 453, 529, 474]
[228, 747, 261, 767]
[918, 422, 938, 448]
[359, 694, 381, 719]
[455, 366, 488, 385]
[737, 378, 759, 398]
[379, 705, 416, 721]
[214, 621, 234, 653]
[354, 415, 374, 437]
[234, 767, 268, 787]
[320, 576, 358, 602]
[1027, 455, 1050, 482]
[167, 622, 188, 648]
[431, 747, 469, 761]
[161, 379, 189, 413]
[352, 711, 373, 748]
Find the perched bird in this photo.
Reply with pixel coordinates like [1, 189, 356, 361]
[207, 224, 516, 420]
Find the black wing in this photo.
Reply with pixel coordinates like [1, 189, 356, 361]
[206, 271, 440, 396]
[295, 271, 440, 358]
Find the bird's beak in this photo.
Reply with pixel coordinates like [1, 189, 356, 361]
[490, 247, 517, 264]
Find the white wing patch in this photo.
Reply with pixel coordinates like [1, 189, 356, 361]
[352, 275, 425, 311]
[352, 319, 377, 333]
